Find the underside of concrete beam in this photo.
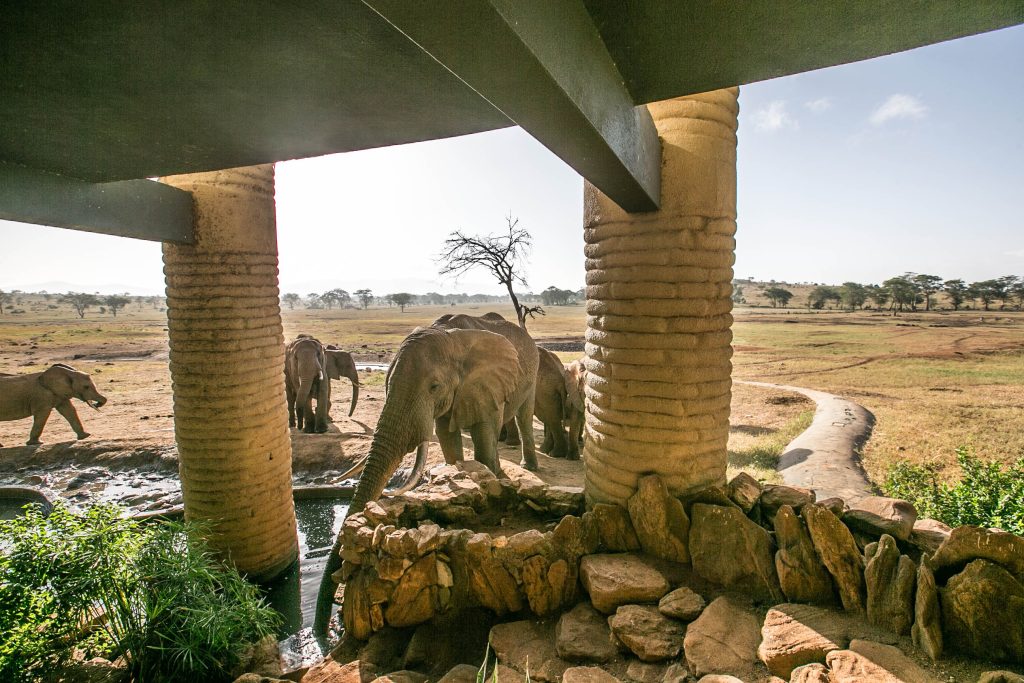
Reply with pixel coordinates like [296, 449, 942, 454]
[0, 162, 194, 244]
[364, 0, 662, 212]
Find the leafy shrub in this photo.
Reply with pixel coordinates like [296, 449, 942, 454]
[884, 447, 1024, 535]
[0, 503, 280, 682]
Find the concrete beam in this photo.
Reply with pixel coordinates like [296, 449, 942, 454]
[364, 0, 661, 213]
[0, 162, 194, 243]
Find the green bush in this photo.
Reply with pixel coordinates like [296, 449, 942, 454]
[884, 447, 1024, 535]
[0, 503, 281, 682]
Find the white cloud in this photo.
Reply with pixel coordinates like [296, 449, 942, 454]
[870, 94, 928, 125]
[805, 97, 833, 113]
[753, 100, 799, 132]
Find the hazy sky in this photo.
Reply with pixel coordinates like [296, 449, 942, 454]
[1, 25, 1022, 296]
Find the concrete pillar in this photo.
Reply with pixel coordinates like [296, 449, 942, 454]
[161, 164, 297, 581]
[583, 89, 738, 506]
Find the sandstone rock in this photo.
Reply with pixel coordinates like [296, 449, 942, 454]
[466, 533, 524, 615]
[580, 553, 670, 614]
[490, 619, 569, 682]
[661, 663, 688, 683]
[658, 586, 706, 621]
[909, 518, 951, 555]
[343, 568, 377, 641]
[437, 664, 479, 683]
[521, 554, 574, 616]
[235, 634, 284, 678]
[358, 627, 415, 674]
[556, 602, 618, 663]
[757, 603, 850, 678]
[587, 504, 641, 552]
[864, 535, 915, 635]
[690, 503, 783, 602]
[563, 666, 621, 683]
[826, 639, 942, 683]
[930, 525, 1024, 582]
[816, 497, 846, 517]
[624, 661, 666, 683]
[726, 472, 762, 513]
[803, 504, 865, 613]
[627, 475, 691, 563]
[843, 497, 917, 541]
[232, 675, 288, 683]
[384, 554, 439, 627]
[608, 604, 685, 662]
[695, 677, 745, 683]
[911, 560, 942, 662]
[773, 505, 835, 605]
[679, 485, 741, 514]
[979, 672, 1024, 683]
[941, 559, 1024, 662]
[304, 659, 377, 683]
[788, 663, 829, 683]
[684, 596, 762, 679]
[553, 514, 600, 563]
[371, 672, 430, 683]
[760, 485, 815, 515]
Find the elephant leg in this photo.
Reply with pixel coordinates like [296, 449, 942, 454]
[549, 422, 570, 459]
[566, 420, 581, 461]
[435, 415, 463, 464]
[501, 418, 521, 446]
[540, 425, 554, 454]
[515, 398, 538, 471]
[286, 386, 297, 428]
[469, 419, 502, 477]
[55, 399, 88, 439]
[27, 407, 52, 445]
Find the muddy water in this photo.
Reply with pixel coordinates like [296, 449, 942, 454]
[264, 498, 350, 669]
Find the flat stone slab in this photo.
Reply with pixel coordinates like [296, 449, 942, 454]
[556, 602, 618, 663]
[683, 596, 762, 679]
[758, 604, 849, 678]
[579, 553, 669, 614]
[826, 639, 943, 683]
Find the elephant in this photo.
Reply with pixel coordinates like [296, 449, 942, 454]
[534, 346, 577, 459]
[285, 335, 330, 433]
[314, 312, 538, 639]
[0, 364, 107, 446]
[564, 357, 586, 451]
[324, 346, 360, 418]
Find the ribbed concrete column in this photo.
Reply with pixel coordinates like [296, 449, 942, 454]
[161, 165, 298, 581]
[583, 89, 738, 506]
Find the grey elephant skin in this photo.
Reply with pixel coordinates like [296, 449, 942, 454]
[563, 357, 586, 454]
[324, 346, 360, 418]
[0, 364, 107, 446]
[535, 346, 578, 459]
[314, 312, 538, 639]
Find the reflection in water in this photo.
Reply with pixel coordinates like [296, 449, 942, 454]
[263, 499, 349, 668]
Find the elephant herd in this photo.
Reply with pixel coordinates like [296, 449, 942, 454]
[284, 335, 361, 434]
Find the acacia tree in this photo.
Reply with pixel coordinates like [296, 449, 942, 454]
[763, 286, 793, 308]
[0, 289, 7, 315]
[354, 289, 374, 310]
[61, 292, 100, 318]
[943, 279, 968, 310]
[840, 282, 867, 310]
[866, 284, 889, 310]
[912, 274, 943, 311]
[438, 215, 543, 329]
[387, 293, 413, 312]
[282, 293, 301, 309]
[103, 294, 130, 317]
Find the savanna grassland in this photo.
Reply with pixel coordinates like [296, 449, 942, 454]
[2, 295, 1022, 491]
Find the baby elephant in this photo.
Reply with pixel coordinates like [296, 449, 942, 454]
[0, 364, 108, 446]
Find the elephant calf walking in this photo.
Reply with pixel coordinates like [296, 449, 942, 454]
[0, 364, 107, 446]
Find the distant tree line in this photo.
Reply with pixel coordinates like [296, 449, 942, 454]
[0, 290, 165, 317]
[279, 286, 583, 312]
[750, 273, 1024, 313]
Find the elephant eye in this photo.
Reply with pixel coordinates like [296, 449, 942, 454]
[429, 382, 441, 392]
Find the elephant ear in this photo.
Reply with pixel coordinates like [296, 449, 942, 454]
[325, 352, 342, 380]
[563, 362, 586, 413]
[39, 365, 74, 398]
[448, 329, 520, 430]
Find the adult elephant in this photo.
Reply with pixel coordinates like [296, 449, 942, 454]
[285, 335, 329, 433]
[0, 364, 107, 446]
[324, 346, 360, 417]
[314, 312, 538, 639]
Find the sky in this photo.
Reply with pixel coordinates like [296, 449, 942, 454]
[1, 24, 1022, 297]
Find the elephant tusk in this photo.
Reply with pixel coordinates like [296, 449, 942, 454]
[384, 441, 429, 497]
[338, 455, 369, 481]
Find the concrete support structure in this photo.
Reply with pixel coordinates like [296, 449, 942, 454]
[161, 165, 297, 581]
[583, 89, 739, 506]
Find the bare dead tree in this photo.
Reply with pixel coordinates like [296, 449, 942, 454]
[438, 215, 544, 329]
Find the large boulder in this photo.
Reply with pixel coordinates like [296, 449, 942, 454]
[940, 559, 1024, 663]
[304, 659, 378, 683]
[910, 518, 952, 555]
[788, 663, 830, 683]
[760, 485, 816, 516]
[683, 597, 762, 679]
[757, 604, 848, 678]
[826, 639, 942, 683]
[562, 667, 621, 683]
[802, 504, 865, 612]
[689, 503, 784, 603]
[608, 604, 685, 662]
[979, 673, 1024, 683]
[843, 497, 917, 541]
[726, 472, 762, 513]
[930, 525, 1024, 582]
[585, 504, 641, 552]
[556, 602, 618, 663]
[489, 619, 569, 682]
[657, 586, 706, 621]
[911, 560, 943, 662]
[627, 475, 691, 563]
[773, 504, 835, 605]
[579, 553, 669, 614]
[864, 535, 915, 635]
